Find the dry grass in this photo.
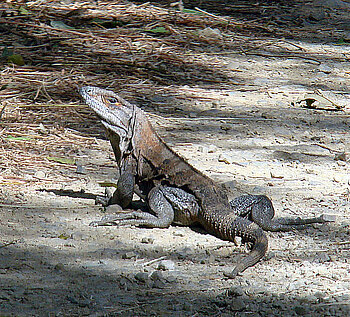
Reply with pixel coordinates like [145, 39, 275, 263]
[0, 0, 337, 187]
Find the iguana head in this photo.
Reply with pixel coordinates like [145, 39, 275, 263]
[79, 86, 136, 164]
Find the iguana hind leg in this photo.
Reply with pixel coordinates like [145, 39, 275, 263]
[230, 195, 325, 232]
[90, 186, 174, 228]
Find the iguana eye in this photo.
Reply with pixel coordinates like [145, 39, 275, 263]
[108, 97, 117, 104]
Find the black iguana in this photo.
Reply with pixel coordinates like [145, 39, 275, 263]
[80, 86, 330, 278]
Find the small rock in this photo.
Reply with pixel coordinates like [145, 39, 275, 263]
[309, 10, 326, 21]
[208, 254, 216, 264]
[76, 164, 86, 174]
[150, 271, 163, 281]
[165, 275, 177, 283]
[294, 305, 308, 315]
[34, 170, 46, 179]
[208, 144, 217, 153]
[38, 123, 48, 134]
[337, 160, 346, 166]
[177, 247, 192, 259]
[152, 279, 166, 289]
[318, 64, 332, 74]
[218, 153, 233, 164]
[71, 231, 85, 240]
[230, 298, 245, 311]
[303, 294, 318, 304]
[134, 272, 149, 283]
[313, 253, 331, 263]
[314, 291, 326, 301]
[106, 204, 123, 213]
[223, 180, 238, 192]
[264, 251, 276, 261]
[122, 251, 136, 259]
[198, 27, 223, 42]
[157, 260, 175, 271]
[334, 152, 347, 161]
[320, 214, 336, 222]
[173, 230, 184, 237]
[220, 124, 231, 131]
[228, 286, 244, 297]
[141, 237, 154, 244]
[213, 247, 232, 258]
[54, 263, 65, 271]
[182, 302, 193, 312]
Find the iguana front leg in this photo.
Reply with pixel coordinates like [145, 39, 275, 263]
[230, 195, 326, 232]
[96, 171, 135, 208]
[91, 186, 175, 228]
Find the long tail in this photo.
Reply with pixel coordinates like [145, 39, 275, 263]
[200, 213, 268, 278]
[227, 217, 268, 278]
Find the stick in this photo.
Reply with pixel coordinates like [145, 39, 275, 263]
[0, 105, 6, 120]
[194, 7, 229, 22]
[312, 143, 343, 154]
[332, 241, 350, 246]
[142, 256, 167, 266]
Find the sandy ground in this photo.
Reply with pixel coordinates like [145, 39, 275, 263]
[1, 1, 350, 316]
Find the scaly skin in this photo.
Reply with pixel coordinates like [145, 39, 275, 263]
[79, 86, 327, 278]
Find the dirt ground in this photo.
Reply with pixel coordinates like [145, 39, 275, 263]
[1, 1, 350, 316]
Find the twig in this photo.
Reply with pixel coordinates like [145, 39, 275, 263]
[332, 241, 350, 246]
[315, 89, 344, 110]
[0, 203, 91, 209]
[142, 256, 167, 266]
[280, 39, 306, 51]
[104, 299, 163, 315]
[0, 104, 5, 120]
[0, 240, 17, 248]
[244, 52, 321, 65]
[317, 301, 350, 307]
[312, 143, 343, 154]
[194, 7, 229, 22]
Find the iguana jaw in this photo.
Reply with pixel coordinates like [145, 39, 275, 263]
[79, 86, 135, 162]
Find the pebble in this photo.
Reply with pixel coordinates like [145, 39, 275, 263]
[71, 231, 85, 240]
[148, 272, 162, 283]
[157, 260, 175, 271]
[152, 279, 166, 289]
[182, 302, 193, 312]
[173, 230, 185, 237]
[141, 237, 154, 244]
[122, 251, 136, 259]
[294, 305, 308, 315]
[208, 144, 217, 153]
[320, 214, 336, 222]
[34, 171, 46, 179]
[212, 247, 232, 258]
[76, 164, 86, 174]
[218, 153, 234, 164]
[228, 286, 244, 297]
[318, 64, 332, 74]
[106, 204, 123, 213]
[230, 298, 245, 311]
[134, 272, 149, 283]
[313, 253, 331, 263]
[54, 263, 65, 271]
[334, 152, 347, 161]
